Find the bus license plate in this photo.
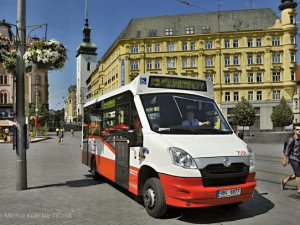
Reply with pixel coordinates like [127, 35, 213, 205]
[217, 188, 241, 198]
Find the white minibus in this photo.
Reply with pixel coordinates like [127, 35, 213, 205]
[81, 74, 256, 218]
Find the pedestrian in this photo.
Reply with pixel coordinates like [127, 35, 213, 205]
[56, 127, 59, 136]
[281, 123, 300, 195]
[71, 128, 74, 137]
[236, 129, 244, 140]
[59, 130, 64, 145]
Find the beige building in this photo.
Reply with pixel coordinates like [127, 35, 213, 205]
[64, 85, 77, 123]
[0, 21, 49, 121]
[90, 0, 298, 131]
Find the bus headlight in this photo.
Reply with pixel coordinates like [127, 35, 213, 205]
[169, 147, 197, 169]
[247, 145, 255, 167]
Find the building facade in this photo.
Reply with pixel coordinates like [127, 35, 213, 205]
[64, 85, 77, 123]
[76, 0, 97, 118]
[90, 0, 297, 131]
[0, 21, 49, 121]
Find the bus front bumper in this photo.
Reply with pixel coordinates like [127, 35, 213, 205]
[159, 172, 256, 208]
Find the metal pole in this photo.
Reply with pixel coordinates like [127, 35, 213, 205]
[16, 0, 27, 190]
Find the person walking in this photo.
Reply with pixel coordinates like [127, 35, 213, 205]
[281, 123, 300, 195]
[70, 128, 74, 137]
[59, 130, 64, 145]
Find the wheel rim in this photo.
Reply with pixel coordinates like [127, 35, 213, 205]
[144, 188, 156, 208]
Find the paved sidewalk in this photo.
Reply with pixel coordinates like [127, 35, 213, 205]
[0, 133, 299, 225]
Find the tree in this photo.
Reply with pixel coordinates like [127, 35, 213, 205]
[232, 97, 256, 131]
[77, 114, 83, 123]
[270, 97, 294, 131]
[28, 101, 49, 128]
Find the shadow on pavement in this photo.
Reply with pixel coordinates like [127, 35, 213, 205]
[161, 190, 274, 223]
[28, 177, 104, 190]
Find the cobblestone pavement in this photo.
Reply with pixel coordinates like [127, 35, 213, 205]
[0, 133, 299, 225]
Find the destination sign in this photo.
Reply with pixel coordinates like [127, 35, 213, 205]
[148, 76, 207, 92]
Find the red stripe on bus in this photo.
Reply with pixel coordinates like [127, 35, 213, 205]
[128, 166, 139, 195]
[96, 155, 116, 182]
[88, 135, 116, 154]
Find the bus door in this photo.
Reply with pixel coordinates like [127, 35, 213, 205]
[114, 102, 131, 189]
[82, 113, 89, 166]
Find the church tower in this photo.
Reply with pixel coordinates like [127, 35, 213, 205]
[76, 0, 97, 118]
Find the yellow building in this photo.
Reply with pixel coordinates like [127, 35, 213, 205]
[64, 85, 77, 123]
[91, 1, 297, 131]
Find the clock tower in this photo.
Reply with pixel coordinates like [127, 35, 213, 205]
[76, 0, 97, 118]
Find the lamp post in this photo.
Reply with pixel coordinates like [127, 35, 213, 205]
[16, 0, 27, 190]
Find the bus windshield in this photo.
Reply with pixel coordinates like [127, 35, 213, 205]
[140, 93, 233, 135]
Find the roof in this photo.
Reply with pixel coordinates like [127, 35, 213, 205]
[101, 8, 279, 59]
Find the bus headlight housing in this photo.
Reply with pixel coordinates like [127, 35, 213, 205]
[247, 145, 255, 167]
[169, 147, 197, 169]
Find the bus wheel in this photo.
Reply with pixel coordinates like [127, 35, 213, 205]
[143, 177, 168, 218]
[91, 157, 100, 180]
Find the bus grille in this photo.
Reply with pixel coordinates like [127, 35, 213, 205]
[200, 163, 249, 187]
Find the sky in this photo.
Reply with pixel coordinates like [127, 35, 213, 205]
[0, 0, 297, 110]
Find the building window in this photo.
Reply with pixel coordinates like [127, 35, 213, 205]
[224, 40, 230, 48]
[234, 92, 239, 101]
[290, 15, 295, 24]
[224, 55, 230, 66]
[225, 92, 230, 101]
[272, 53, 281, 63]
[248, 73, 254, 83]
[155, 59, 161, 69]
[273, 72, 281, 82]
[256, 38, 262, 46]
[273, 90, 281, 100]
[256, 55, 262, 64]
[272, 37, 280, 46]
[291, 52, 296, 62]
[147, 44, 152, 53]
[291, 35, 296, 44]
[182, 42, 188, 51]
[191, 57, 196, 68]
[136, 31, 141, 38]
[131, 45, 139, 53]
[0, 92, 8, 104]
[205, 57, 213, 67]
[35, 76, 41, 85]
[167, 58, 176, 69]
[167, 43, 175, 51]
[248, 38, 253, 47]
[233, 39, 239, 48]
[186, 27, 194, 34]
[206, 74, 213, 83]
[155, 44, 160, 52]
[247, 55, 253, 65]
[182, 58, 188, 68]
[225, 73, 230, 84]
[233, 55, 239, 65]
[291, 70, 295, 81]
[0, 75, 8, 84]
[165, 28, 173, 36]
[257, 91, 262, 101]
[147, 60, 152, 69]
[130, 61, 139, 70]
[87, 62, 91, 71]
[149, 30, 157, 37]
[202, 26, 210, 34]
[206, 41, 213, 49]
[257, 72, 262, 83]
[248, 91, 253, 101]
[233, 73, 239, 83]
[190, 42, 196, 50]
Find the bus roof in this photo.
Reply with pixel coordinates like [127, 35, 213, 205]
[85, 74, 214, 108]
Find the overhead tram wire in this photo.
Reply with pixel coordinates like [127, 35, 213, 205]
[176, 0, 283, 32]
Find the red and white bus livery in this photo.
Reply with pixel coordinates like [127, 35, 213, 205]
[81, 74, 256, 218]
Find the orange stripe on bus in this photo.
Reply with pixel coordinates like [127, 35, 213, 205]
[129, 166, 139, 195]
[96, 155, 115, 182]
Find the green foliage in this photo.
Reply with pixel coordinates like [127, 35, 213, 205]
[28, 102, 49, 127]
[2, 50, 16, 74]
[270, 97, 294, 128]
[44, 123, 49, 137]
[232, 97, 256, 127]
[77, 114, 83, 122]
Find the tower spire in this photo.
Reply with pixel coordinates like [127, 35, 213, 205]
[85, 0, 88, 26]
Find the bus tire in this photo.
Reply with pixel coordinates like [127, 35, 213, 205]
[143, 177, 168, 218]
[91, 157, 101, 180]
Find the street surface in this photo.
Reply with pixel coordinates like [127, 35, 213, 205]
[0, 133, 299, 225]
